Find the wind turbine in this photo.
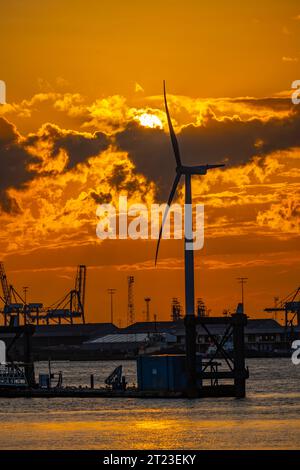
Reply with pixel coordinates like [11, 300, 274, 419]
[155, 81, 225, 394]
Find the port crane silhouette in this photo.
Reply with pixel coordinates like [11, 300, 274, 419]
[265, 286, 300, 329]
[0, 262, 86, 325]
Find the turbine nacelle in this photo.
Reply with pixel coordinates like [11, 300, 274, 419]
[176, 164, 225, 176]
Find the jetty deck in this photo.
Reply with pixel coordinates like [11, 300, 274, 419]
[0, 385, 236, 399]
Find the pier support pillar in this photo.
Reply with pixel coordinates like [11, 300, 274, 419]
[232, 305, 247, 398]
[23, 325, 35, 388]
[184, 314, 197, 397]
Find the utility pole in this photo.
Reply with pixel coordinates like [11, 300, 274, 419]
[23, 286, 29, 304]
[273, 296, 279, 321]
[237, 278, 248, 310]
[107, 288, 116, 324]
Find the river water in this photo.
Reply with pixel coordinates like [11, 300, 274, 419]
[0, 358, 299, 449]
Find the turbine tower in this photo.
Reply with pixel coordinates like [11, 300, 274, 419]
[155, 81, 225, 394]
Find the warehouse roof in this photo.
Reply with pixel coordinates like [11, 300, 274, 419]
[121, 321, 182, 334]
[88, 333, 150, 344]
[33, 323, 118, 337]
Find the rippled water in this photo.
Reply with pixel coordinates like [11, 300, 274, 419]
[0, 358, 299, 449]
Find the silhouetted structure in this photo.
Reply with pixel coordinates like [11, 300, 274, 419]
[107, 288, 116, 324]
[0, 324, 35, 387]
[127, 276, 135, 325]
[144, 297, 151, 322]
[155, 82, 248, 397]
[0, 262, 86, 325]
[171, 298, 182, 322]
[197, 298, 207, 318]
[237, 277, 248, 310]
[265, 286, 300, 329]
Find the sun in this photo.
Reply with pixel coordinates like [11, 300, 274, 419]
[137, 113, 163, 129]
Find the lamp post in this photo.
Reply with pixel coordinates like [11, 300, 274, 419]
[107, 288, 116, 324]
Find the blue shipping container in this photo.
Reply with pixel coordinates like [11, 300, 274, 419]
[137, 355, 202, 392]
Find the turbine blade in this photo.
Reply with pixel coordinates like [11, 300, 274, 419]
[163, 80, 182, 168]
[155, 172, 181, 265]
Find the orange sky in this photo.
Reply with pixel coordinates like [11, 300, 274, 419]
[0, 1, 300, 324]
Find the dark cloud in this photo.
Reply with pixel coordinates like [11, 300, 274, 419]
[90, 191, 112, 204]
[107, 162, 142, 195]
[115, 122, 176, 200]
[115, 105, 300, 200]
[25, 123, 109, 170]
[53, 130, 109, 170]
[1, 95, 300, 214]
[180, 107, 300, 165]
[0, 119, 110, 213]
[0, 118, 37, 213]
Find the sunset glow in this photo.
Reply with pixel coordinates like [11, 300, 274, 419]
[137, 113, 163, 129]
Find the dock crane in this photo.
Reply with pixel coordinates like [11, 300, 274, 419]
[45, 265, 86, 324]
[264, 287, 300, 332]
[0, 262, 25, 326]
[0, 263, 86, 325]
[0, 262, 11, 306]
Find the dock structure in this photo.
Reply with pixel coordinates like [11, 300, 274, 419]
[185, 304, 249, 399]
[0, 262, 86, 326]
[0, 304, 249, 399]
[0, 324, 36, 388]
[0, 386, 241, 399]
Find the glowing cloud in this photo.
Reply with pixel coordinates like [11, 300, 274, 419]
[137, 113, 163, 129]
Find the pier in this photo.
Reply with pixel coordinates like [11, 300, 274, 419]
[0, 385, 238, 399]
[0, 303, 249, 399]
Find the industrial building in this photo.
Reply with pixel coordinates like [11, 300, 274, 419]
[1, 317, 297, 361]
